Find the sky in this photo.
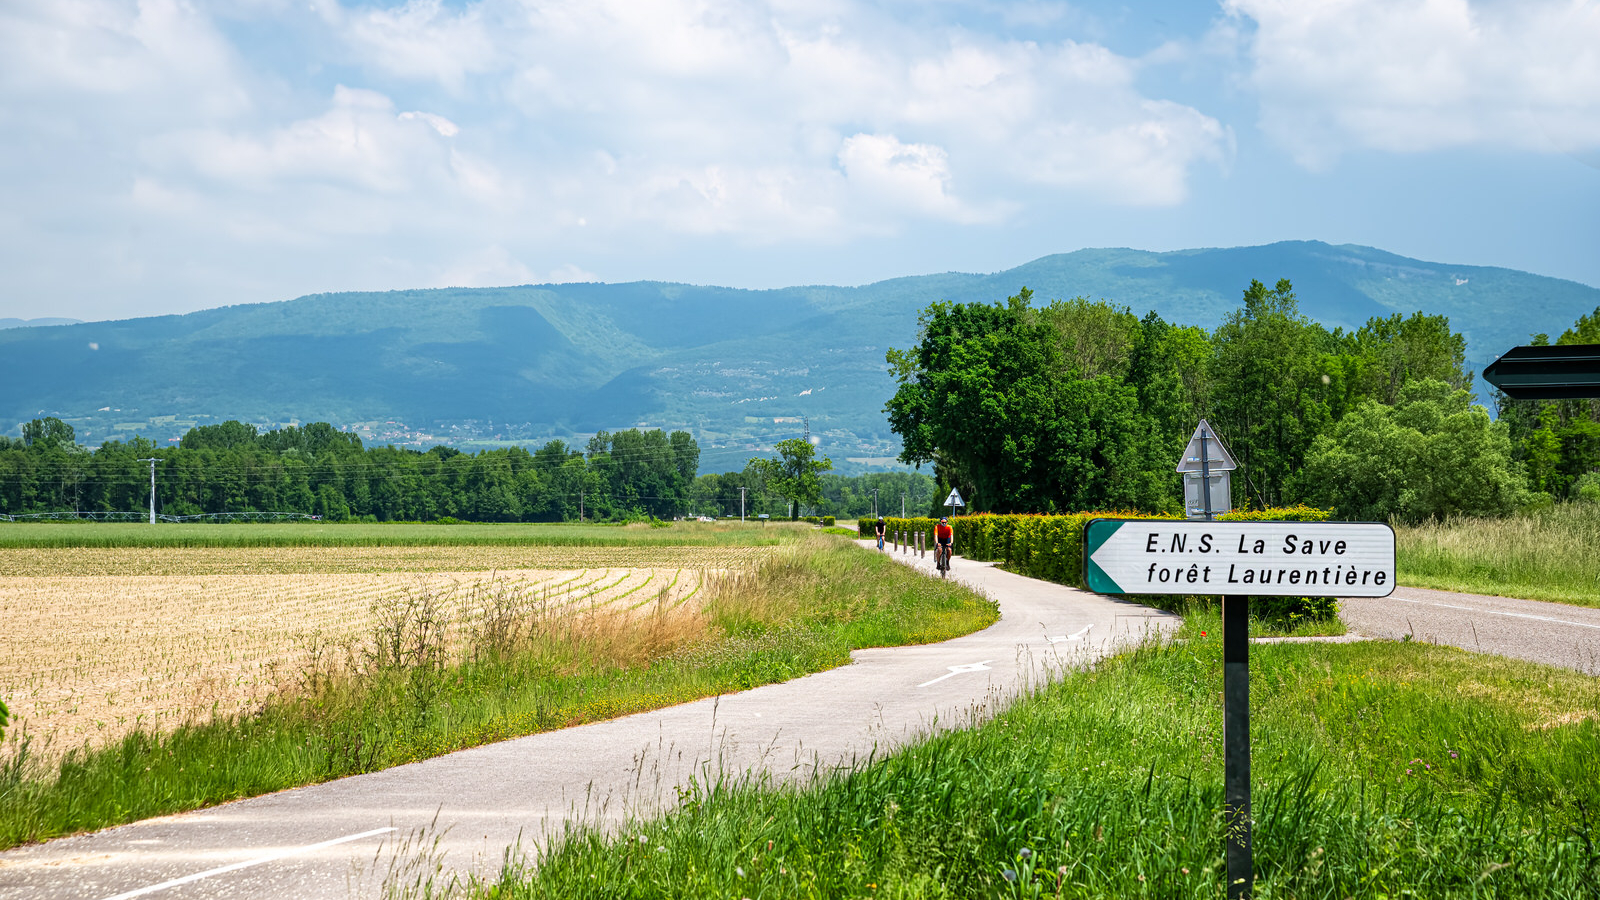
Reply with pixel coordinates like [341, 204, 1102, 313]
[2, 0, 1597, 323]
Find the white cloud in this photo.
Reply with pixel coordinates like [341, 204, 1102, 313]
[437, 245, 538, 287]
[0, 0, 1237, 320]
[1226, 0, 1600, 168]
[546, 263, 600, 284]
[838, 134, 991, 222]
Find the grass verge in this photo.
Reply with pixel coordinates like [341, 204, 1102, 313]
[477, 640, 1600, 899]
[1395, 504, 1600, 607]
[0, 537, 997, 850]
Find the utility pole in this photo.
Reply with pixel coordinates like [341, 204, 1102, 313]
[901, 492, 906, 518]
[579, 486, 584, 523]
[136, 458, 162, 524]
[870, 488, 878, 518]
[739, 486, 746, 522]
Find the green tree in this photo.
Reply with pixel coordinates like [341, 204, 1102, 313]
[179, 420, 260, 451]
[887, 289, 1173, 514]
[756, 438, 832, 519]
[1352, 311, 1472, 404]
[21, 417, 74, 451]
[1301, 380, 1530, 522]
[1209, 279, 1333, 507]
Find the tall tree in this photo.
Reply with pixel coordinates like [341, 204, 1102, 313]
[1208, 279, 1333, 507]
[886, 289, 1172, 513]
[21, 417, 74, 451]
[756, 438, 832, 519]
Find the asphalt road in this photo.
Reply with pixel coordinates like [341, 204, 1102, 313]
[1341, 585, 1600, 675]
[0, 543, 1177, 900]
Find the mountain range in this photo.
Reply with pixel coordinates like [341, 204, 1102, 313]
[3, 241, 1596, 474]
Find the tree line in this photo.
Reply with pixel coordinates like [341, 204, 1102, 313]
[0, 419, 938, 522]
[886, 281, 1600, 522]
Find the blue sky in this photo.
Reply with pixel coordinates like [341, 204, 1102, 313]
[2, 0, 1597, 323]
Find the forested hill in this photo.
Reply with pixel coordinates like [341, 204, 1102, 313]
[3, 240, 1596, 473]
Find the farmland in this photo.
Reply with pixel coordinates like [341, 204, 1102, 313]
[0, 524, 997, 847]
[1, 565, 713, 754]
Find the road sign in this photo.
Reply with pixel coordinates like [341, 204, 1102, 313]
[1483, 344, 1600, 399]
[1176, 419, 1238, 472]
[1084, 517, 1395, 900]
[944, 488, 965, 508]
[1083, 519, 1396, 597]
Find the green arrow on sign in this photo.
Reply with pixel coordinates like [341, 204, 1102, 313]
[1083, 519, 1126, 594]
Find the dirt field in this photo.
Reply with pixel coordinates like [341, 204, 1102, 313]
[0, 548, 750, 755]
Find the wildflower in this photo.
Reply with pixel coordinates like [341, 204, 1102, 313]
[1019, 848, 1033, 860]
[1002, 869, 1017, 883]
[638, 834, 648, 844]
[736, 867, 745, 878]
[1139, 874, 1146, 882]
[1182, 867, 1190, 875]
[1201, 631, 1207, 637]
[1406, 769, 1412, 775]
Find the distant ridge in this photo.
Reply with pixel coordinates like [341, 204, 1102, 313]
[0, 317, 81, 330]
[2, 241, 1595, 474]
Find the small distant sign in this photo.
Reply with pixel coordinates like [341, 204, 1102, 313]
[1176, 419, 1238, 473]
[944, 488, 965, 508]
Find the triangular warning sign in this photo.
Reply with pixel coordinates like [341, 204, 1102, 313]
[944, 488, 965, 507]
[1175, 419, 1238, 473]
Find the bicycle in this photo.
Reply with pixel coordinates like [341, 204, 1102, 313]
[935, 542, 951, 578]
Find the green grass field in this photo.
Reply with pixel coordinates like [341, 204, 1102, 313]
[480, 636, 1600, 899]
[1394, 504, 1600, 607]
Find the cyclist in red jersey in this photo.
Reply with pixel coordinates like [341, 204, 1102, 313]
[934, 516, 954, 572]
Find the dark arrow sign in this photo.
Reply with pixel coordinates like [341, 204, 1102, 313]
[1483, 344, 1600, 400]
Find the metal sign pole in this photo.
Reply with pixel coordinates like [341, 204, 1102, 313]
[1200, 427, 1213, 522]
[1224, 593, 1252, 899]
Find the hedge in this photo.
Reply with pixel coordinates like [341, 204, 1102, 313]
[859, 506, 1338, 619]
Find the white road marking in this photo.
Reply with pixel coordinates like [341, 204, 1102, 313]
[1386, 595, 1600, 631]
[96, 827, 397, 900]
[918, 660, 994, 688]
[1045, 625, 1093, 644]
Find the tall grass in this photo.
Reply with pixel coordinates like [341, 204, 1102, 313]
[1396, 503, 1600, 606]
[0, 520, 797, 549]
[482, 639, 1600, 899]
[0, 538, 996, 848]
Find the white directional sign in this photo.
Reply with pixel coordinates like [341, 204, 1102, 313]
[944, 488, 965, 508]
[1084, 519, 1396, 597]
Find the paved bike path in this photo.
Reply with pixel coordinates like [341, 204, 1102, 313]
[0, 543, 1177, 900]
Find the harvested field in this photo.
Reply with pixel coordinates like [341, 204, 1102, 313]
[0, 565, 715, 756]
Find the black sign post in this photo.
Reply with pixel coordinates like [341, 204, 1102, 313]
[1223, 594, 1251, 898]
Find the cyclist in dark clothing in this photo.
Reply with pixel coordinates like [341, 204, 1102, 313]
[874, 516, 887, 550]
